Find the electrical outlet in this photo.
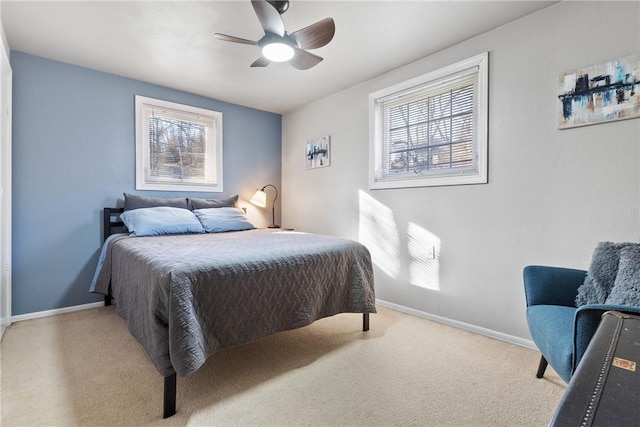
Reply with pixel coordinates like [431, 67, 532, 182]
[426, 245, 437, 259]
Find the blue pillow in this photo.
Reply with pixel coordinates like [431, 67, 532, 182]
[193, 207, 256, 233]
[120, 207, 204, 236]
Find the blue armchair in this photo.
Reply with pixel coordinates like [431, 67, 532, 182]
[523, 265, 640, 383]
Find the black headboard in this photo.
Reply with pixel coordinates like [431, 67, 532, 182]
[103, 207, 125, 242]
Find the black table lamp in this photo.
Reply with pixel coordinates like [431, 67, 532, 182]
[250, 184, 280, 228]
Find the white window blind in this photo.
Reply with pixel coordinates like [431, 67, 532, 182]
[135, 96, 223, 192]
[369, 53, 488, 189]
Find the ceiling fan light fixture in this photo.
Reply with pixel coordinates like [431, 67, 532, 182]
[262, 42, 294, 62]
[216, 0, 334, 69]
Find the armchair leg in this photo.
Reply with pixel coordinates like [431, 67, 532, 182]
[536, 355, 548, 378]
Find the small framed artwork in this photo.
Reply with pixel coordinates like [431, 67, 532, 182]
[557, 53, 640, 129]
[306, 135, 331, 169]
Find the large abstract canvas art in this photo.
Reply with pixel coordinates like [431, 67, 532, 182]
[558, 53, 639, 129]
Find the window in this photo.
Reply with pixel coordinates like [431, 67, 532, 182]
[369, 53, 488, 189]
[135, 95, 223, 192]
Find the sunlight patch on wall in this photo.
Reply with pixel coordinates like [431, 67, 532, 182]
[358, 190, 400, 278]
[407, 222, 441, 291]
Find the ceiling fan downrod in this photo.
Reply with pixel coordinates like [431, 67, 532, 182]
[267, 1, 289, 15]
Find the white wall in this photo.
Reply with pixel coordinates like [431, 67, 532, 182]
[282, 1, 640, 340]
[0, 15, 12, 339]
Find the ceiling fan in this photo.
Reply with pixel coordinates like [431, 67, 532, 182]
[214, 0, 335, 70]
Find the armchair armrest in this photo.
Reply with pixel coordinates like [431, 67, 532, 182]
[524, 265, 587, 308]
[573, 304, 640, 371]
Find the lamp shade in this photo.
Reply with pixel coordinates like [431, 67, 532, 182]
[250, 190, 267, 208]
[249, 184, 279, 228]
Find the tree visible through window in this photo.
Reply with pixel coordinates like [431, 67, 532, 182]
[135, 96, 223, 192]
[148, 116, 206, 180]
[369, 53, 488, 189]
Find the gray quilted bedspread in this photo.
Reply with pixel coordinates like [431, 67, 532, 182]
[91, 229, 376, 377]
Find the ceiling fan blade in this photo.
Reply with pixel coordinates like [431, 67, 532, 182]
[251, 0, 285, 36]
[250, 57, 271, 68]
[290, 47, 323, 70]
[214, 33, 258, 46]
[291, 18, 335, 50]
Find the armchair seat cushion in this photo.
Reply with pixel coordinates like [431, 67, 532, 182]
[526, 305, 576, 383]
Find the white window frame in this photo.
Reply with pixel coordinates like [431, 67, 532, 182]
[135, 95, 223, 192]
[369, 52, 488, 189]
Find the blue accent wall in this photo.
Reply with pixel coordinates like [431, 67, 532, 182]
[11, 52, 282, 315]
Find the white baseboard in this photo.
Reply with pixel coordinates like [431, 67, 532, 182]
[11, 301, 105, 323]
[9, 298, 536, 350]
[376, 299, 536, 350]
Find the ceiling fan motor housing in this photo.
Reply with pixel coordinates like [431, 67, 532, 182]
[259, 32, 298, 49]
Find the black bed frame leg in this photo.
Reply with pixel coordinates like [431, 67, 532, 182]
[163, 373, 177, 418]
[161, 311, 365, 418]
[363, 313, 370, 331]
[104, 295, 111, 306]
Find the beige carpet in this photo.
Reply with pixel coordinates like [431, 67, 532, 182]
[1, 305, 565, 426]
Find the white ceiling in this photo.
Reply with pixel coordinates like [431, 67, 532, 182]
[1, 1, 556, 114]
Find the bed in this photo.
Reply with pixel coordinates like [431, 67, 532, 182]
[90, 205, 376, 418]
